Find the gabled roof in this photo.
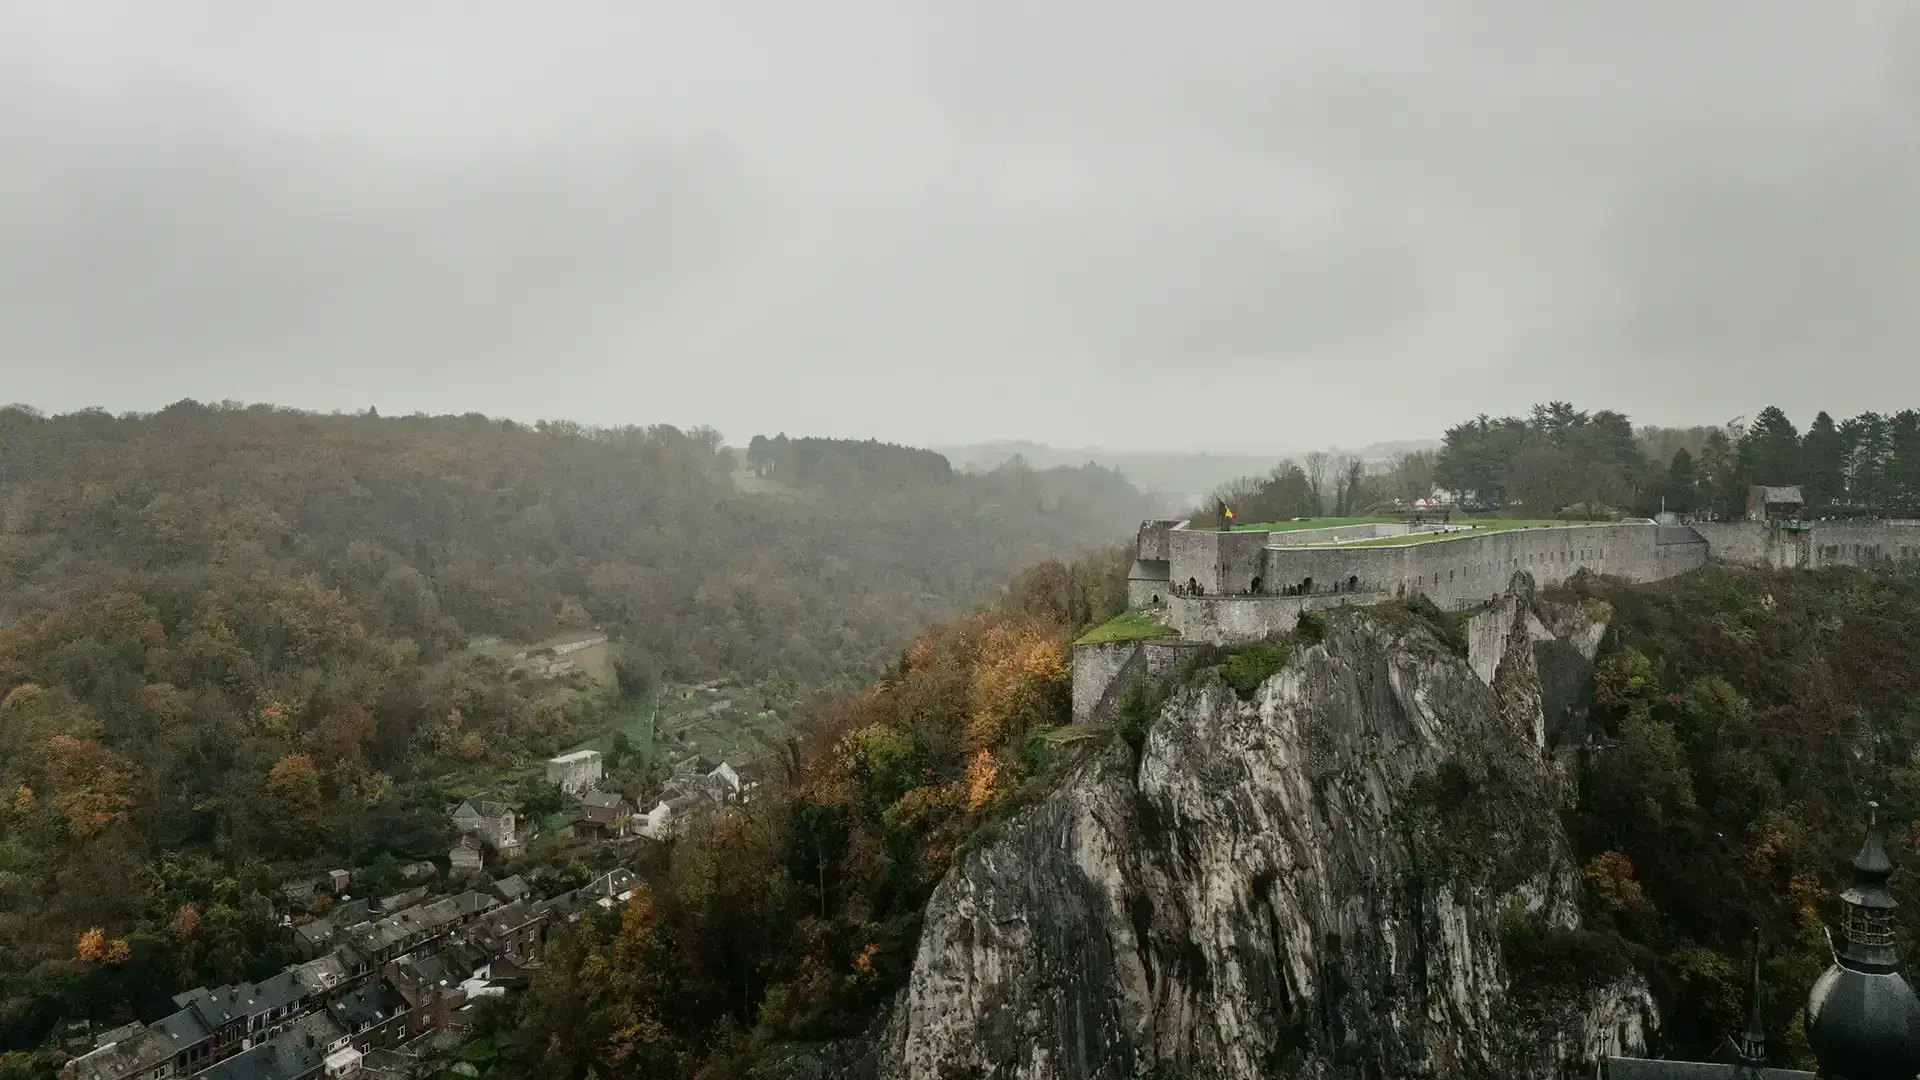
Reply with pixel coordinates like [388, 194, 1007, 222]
[1602, 1058, 1813, 1080]
[90, 1021, 144, 1050]
[490, 874, 531, 902]
[450, 890, 498, 916]
[197, 1035, 322, 1080]
[579, 790, 625, 809]
[174, 969, 305, 1026]
[292, 952, 351, 997]
[150, 1007, 213, 1046]
[69, 1027, 177, 1080]
[326, 979, 409, 1031]
[474, 899, 537, 941]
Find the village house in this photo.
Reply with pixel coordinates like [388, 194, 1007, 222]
[66, 867, 639, 1080]
[337, 892, 497, 974]
[576, 791, 631, 839]
[544, 749, 603, 795]
[488, 875, 531, 904]
[449, 800, 518, 855]
[325, 981, 412, 1056]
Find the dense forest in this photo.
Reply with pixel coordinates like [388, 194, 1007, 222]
[0, 402, 1156, 1053]
[1435, 403, 1920, 519]
[1198, 402, 1920, 527]
[1564, 565, 1920, 1066]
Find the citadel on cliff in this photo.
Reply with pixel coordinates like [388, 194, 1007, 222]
[1061, 492, 1920, 1079]
[1075, 490, 1920, 724]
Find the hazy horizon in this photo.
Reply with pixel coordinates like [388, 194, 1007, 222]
[5, 3, 1917, 452]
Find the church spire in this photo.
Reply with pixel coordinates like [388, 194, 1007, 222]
[1840, 801, 1899, 973]
[1736, 928, 1767, 1067]
[1806, 801, 1920, 1080]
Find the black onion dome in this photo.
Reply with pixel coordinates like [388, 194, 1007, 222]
[1807, 965, 1920, 1080]
[1808, 803, 1920, 1080]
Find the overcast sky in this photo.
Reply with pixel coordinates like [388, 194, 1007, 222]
[3, 3, 1916, 452]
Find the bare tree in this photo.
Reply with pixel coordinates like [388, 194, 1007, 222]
[1303, 451, 1332, 511]
[1333, 456, 1367, 514]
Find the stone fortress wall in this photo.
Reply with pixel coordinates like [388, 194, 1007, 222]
[1086, 515, 1920, 723]
[1125, 517, 1920, 647]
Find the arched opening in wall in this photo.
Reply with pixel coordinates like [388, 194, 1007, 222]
[1348, 575, 1358, 592]
[1187, 577, 1199, 595]
[1151, 594, 1161, 604]
[1249, 576, 1263, 595]
[1300, 576, 1314, 595]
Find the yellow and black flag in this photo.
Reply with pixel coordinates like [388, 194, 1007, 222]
[1220, 502, 1236, 529]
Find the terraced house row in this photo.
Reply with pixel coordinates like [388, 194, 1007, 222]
[64, 869, 639, 1080]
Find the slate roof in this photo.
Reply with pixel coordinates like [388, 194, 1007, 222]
[327, 980, 410, 1033]
[149, 1007, 213, 1047]
[291, 952, 351, 997]
[90, 1022, 144, 1050]
[175, 969, 306, 1028]
[293, 898, 370, 955]
[579, 791, 629, 822]
[1601, 1058, 1814, 1080]
[69, 1028, 176, 1080]
[1754, 486, 1804, 504]
[455, 799, 513, 821]
[450, 890, 498, 917]
[196, 1029, 323, 1080]
[490, 874, 531, 902]
[473, 899, 538, 944]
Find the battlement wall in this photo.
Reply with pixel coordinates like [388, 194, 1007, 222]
[1168, 590, 1382, 645]
[1071, 638, 1200, 723]
[1258, 523, 1695, 610]
[1806, 521, 1920, 568]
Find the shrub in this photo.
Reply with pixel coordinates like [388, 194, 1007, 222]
[1219, 642, 1293, 700]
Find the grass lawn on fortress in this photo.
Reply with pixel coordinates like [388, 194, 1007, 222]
[1204, 516, 1399, 532]
[1336, 519, 1601, 547]
[1075, 608, 1177, 646]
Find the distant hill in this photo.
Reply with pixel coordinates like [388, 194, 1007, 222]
[937, 438, 1442, 504]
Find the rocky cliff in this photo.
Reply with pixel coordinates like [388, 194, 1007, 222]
[806, 576, 1654, 1080]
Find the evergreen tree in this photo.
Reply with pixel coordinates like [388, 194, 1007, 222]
[1737, 406, 1802, 488]
[1666, 448, 1697, 512]
[1802, 411, 1848, 509]
[1697, 430, 1738, 518]
[1892, 410, 1920, 516]
[1843, 412, 1894, 511]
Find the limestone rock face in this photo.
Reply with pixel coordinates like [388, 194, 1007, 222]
[819, 582, 1651, 1080]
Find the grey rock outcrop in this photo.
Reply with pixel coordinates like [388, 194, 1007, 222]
[820, 579, 1651, 1080]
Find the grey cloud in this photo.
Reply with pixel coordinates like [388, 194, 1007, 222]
[1, 2, 1915, 449]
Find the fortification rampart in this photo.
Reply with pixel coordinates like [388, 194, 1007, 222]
[1806, 522, 1920, 568]
[1168, 590, 1384, 645]
[1071, 638, 1200, 723]
[1085, 515, 1920, 721]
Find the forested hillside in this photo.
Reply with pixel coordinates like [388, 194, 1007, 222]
[0, 402, 1155, 1051]
[464, 550, 1129, 1078]
[1564, 565, 1920, 1065]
